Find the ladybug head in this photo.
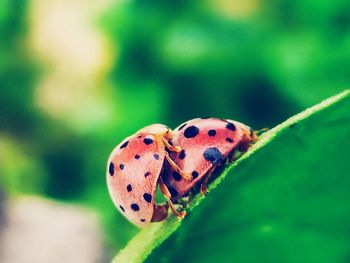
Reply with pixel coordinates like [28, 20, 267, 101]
[137, 124, 174, 140]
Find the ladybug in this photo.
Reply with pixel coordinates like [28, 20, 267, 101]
[106, 124, 190, 227]
[162, 118, 257, 198]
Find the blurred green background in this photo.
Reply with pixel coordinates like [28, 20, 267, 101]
[0, 0, 349, 261]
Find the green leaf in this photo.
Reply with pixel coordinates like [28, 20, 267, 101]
[113, 90, 350, 263]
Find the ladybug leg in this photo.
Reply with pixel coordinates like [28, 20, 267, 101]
[254, 127, 268, 137]
[200, 166, 217, 196]
[237, 128, 260, 152]
[159, 136, 182, 153]
[164, 151, 193, 181]
[159, 177, 186, 219]
[155, 136, 190, 180]
[246, 127, 267, 144]
[151, 203, 169, 222]
[228, 148, 242, 162]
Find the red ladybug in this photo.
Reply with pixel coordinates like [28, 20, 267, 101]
[106, 124, 190, 227]
[162, 118, 257, 198]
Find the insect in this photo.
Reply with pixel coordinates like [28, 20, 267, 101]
[162, 118, 257, 198]
[106, 124, 190, 227]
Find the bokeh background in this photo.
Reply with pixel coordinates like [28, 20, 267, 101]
[0, 0, 349, 262]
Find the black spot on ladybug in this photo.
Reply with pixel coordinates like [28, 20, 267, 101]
[131, 203, 140, 211]
[119, 164, 125, 170]
[143, 193, 152, 203]
[127, 184, 132, 192]
[192, 171, 199, 179]
[203, 147, 224, 165]
[154, 153, 160, 160]
[172, 171, 181, 181]
[178, 123, 187, 131]
[120, 140, 129, 149]
[143, 138, 153, 145]
[168, 186, 178, 197]
[179, 150, 186, 160]
[208, 129, 216, 137]
[109, 162, 114, 176]
[137, 135, 142, 138]
[144, 171, 151, 177]
[226, 138, 234, 143]
[119, 205, 125, 212]
[226, 122, 236, 131]
[141, 219, 146, 222]
[135, 154, 140, 159]
[184, 125, 199, 138]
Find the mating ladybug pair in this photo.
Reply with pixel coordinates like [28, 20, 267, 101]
[106, 118, 257, 227]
